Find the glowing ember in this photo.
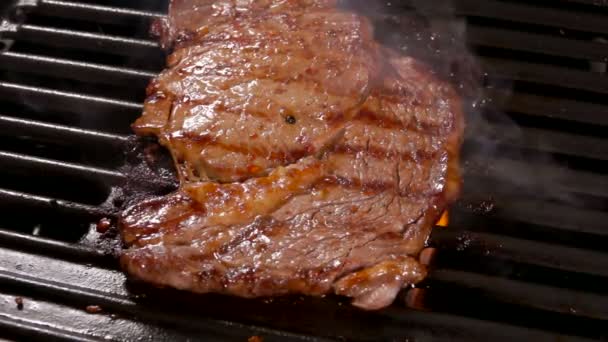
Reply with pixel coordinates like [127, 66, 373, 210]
[437, 210, 449, 227]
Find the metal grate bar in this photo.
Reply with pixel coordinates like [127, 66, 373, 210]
[0, 115, 128, 147]
[489, 91, 608, 127]
[465, 157, 608, 199]
[455, 0, 608, 35]
[0, 81, 141, 116]
[0, 51, 155, 86]
[563, 0, 608, 6]
[453, 196, 608, 240]
[472, 122, 608, 160]
[37, 0, 164, 24]
[430, 269, 608, 320]
[431, 230, 608, 278]
[0, 151, 125, 185]
[379, 307, 593, 342]
[476, 197, 608, 236]
[0, 315, 99, 342]
[468, 25, 608, 62]
[2, 23, 159, 55]
[483, 58, 608, 95]
[0, 229, 108, 266]
[0, 188, 105, 217]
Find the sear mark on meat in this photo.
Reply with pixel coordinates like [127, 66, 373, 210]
[120, 0, 464, 310]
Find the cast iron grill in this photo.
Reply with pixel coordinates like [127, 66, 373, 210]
[0, 0, 607, 341]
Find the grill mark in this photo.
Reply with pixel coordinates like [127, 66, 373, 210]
[176, 132, 312, 162]
[318, 176, 393, 194]
[173, 133, 438, 180]
[354, 109, 403, 130]
[171, 43, 368, 77]
[316, 176, 443, 198]
[332, 143, 437, 163]
[354, 108, 446, 135]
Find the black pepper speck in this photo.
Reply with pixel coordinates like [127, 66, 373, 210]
[285, 115, 297, 124]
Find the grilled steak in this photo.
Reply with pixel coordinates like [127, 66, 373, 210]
[120, 0, 464, 310]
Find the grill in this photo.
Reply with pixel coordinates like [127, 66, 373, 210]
[0, 0, 607, 341]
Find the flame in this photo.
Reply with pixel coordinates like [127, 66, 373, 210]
[437, 210, 449, 227]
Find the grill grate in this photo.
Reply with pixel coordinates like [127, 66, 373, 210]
[1, 0, 607, 341]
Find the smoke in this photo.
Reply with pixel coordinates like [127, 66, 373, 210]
[340, 1, 596, 232]
[341, 0, 481, 97]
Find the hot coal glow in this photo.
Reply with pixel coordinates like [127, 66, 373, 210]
[437, 210, 449, 227]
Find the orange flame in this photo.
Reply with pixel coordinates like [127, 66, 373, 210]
[437, 210, 449, 227]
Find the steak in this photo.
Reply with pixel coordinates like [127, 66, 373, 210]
[120, 0, 464, 310]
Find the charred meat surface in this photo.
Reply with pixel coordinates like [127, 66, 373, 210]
[120, 0, 464, 310]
